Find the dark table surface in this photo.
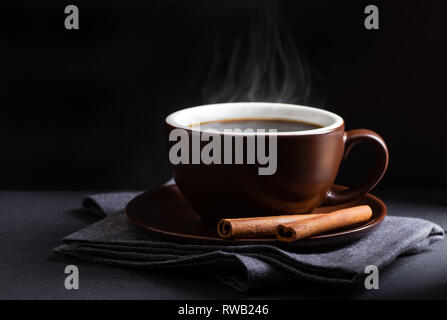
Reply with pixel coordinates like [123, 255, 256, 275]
[1, 190, 446, 300]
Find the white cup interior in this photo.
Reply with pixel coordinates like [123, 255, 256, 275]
[165, 102, 344, 135]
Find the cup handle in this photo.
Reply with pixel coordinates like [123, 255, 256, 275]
[323, 129, 389, 205]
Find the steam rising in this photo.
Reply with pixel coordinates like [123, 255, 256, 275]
[202, 2, 312, 104]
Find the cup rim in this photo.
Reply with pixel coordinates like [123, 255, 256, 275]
[165, 102, 344, 136]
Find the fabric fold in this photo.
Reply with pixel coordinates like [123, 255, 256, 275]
[54, 191, 444, 292]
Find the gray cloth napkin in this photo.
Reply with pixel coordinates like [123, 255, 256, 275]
[54, 189, 444, 292]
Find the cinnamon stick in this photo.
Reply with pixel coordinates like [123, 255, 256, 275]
[276, 205, 373, 242]
[217, 213, 324, 239]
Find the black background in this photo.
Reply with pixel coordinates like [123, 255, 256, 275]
[4, 0, 447, 190]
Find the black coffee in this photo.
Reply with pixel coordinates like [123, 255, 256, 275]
[192, 118, 322, 132]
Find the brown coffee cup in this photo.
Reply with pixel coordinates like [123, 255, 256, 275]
[166, 102, 388, 224]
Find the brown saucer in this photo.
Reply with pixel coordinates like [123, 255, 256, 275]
[126, 184, 387, 249]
